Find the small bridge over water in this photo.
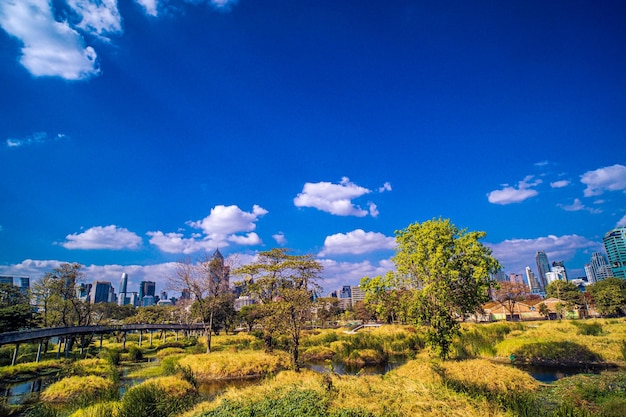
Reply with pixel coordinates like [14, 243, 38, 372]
[0, 323, 206, 365]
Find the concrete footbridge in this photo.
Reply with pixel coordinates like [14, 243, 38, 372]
[0, 323, 206, 365]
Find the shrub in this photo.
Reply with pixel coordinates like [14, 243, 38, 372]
[40, 375, 116, 406]
[69, 401, 121, 417]
[573, 322, 603, 336]
[156, 347, 185, 359]
[513, 341, 603, 365]
[302, 346, 335, 361]
[99, 348, 121, 366]
[128, 346, 143, 362]
[118, 376, 196, 417]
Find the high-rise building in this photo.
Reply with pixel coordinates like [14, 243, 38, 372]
[340, 285, 352, 299]
[535, 251, 551, 291]
[91, 281, 113, 304]
[19, 277, 30, 295]
[350, 285, 366, 306]
[525, 266, 542, 295]
[551, 261, 568, 281]
[603, 227, 626, 279]
[492, 269, 508, 283]
[139, 281, 156, 300]
[118, 273, 129, 306]
[585, 252, 613, 284]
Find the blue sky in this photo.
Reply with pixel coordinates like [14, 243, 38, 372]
[1, 0, 625, 295]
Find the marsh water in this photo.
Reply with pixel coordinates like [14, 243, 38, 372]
[0, 360, 605, 406]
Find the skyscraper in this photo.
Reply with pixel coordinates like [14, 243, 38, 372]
[551, 261, 568, 281]
[535, 251, 551, 291]
[585, 252, 613, 284]
[118, 273, 129, 306]
[209, 249, 230, 294]
[525, 266, 542, 295]
[603, 227, 626, 279]
[139, 281, 156, 300]
[91, 281, 113, 304]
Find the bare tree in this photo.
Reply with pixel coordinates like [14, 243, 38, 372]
[168, 251, 231, 353]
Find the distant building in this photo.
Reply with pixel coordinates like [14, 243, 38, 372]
[0, 276, 30, 295]
[551, 261, 568, 281]
[234, 296, 255, 311]
[492, 269, 508, 283]
[209, 249, 230, 294]
[585, 252, 613, 284]
[0, 276, 13, 286]
[603, 227, 626, 279]
[340, 285, 352, 299]
[509, 273, 524, 285]
[118, 273, 129, 306]
[142, 295, 155, 307]
[180, 288, 191, 300]
[91, 281, 113, 304]
[535, 251, 551, 291]
[350, 285, 366, 307]
[525, 266, 543, 296]
[139, 281, 156, 300]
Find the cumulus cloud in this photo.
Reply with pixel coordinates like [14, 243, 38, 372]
[550, 180, 570, 188]
[272, 232, 287, 246]
[294, 177, 381, 217]
[189, 205, 267, 235]
[319, 229, 396, 256]
[5, 132, 68, 149]
[0, 0, 100, 80]
[379, 182, 392, 192]
[581, 164, 626, 197]
[149, 204, 267, 254]
[617, 215, 626, 228]
[487, 175, 542, 205]
[557, 198, 602, 214]
[487, 234, 602, 275]
[61, 225, 142, 250]
[67, 0, 122, 39]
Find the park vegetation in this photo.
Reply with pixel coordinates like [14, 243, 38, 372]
[2, 218, 626, 416]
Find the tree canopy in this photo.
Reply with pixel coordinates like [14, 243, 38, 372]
[391, 218, 500, 358]
[0, 283, 37, 332]
[588, 278, 626, 317]
[234, 248, 322, 370]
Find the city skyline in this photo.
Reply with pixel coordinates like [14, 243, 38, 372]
[1, 1, 626, 293]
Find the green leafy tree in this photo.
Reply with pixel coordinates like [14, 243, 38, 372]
[588, 278, 626, 317]
[392, 218, 500, 359]
[546, 280, 581, 304]
[315, 297, 342, 328]
[538, 302, 550, 319]
[237, 304, 264, 332]
[0, 283, 38, 331]
[35, 263, 91, 328]
[234, 248, 322, 370]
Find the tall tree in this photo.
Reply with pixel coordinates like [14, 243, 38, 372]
[35, 263, 91, 328]
[0, 283, 37, 331]
[233, 248, 322, 370]
[545, 280, 581, 304]
[361, 272, 412, 323]
[393, 218, 500, 359]
[168, 251, 231, 353]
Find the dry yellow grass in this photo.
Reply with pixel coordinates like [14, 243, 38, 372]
[140, 375, 196, 398]
[494, 318, 626, 362]
[177, 350, 290, 380]
[40, 375, 114, 403]
[69, 401, 121, 417]
[156, 347, 185, 359]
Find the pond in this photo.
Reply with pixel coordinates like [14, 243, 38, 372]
[512, 363, 607, 383]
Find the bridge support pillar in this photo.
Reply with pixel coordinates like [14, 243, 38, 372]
[149, 331, 153, 347]
[11, 343, 19, 366]
[65, 338, 70, 358]
[175, 331, 178, 341]
[139, 331, 142, 347]
[99, 334, 103, 350]
[122, 334, 126, 350]
[57, 339, 62, 359]
[36, 340, 43, 362]
[162, 330, 166, 344]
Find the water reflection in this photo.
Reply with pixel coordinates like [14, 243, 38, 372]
[0, 375, 59, 405]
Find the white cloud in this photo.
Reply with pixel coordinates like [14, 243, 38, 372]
[189, 205, 267, 235]
[617, 215, 626, 228]
[228, 232, 262, 245]
[206, 0, 238, 10]
[146, 231, 219, 254]
[557, 198, 602, 214]
[294, 177, 376, 217]
[581, 164, 626, 197]
[61, 225, 142, 250]
[488, 234, 602, 275]
[368, 202, 379, 217]
[487, 175, 542, 205]
[149, 204, 267, 254]
[134, 0, 158, 16]
[534, 160, 550, 167]
[5, 132, 68, 148]
[67, 0, 122, 39]
[0, 0, 100, 80]
[318, 258, 394, 290]
[379, 182, 392, 192]
[272, 232, 287, 246]
[319, 229, 396, 256]
[550, 180, 570, 188]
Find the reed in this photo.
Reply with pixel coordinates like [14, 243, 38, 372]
[40, 375, 116, 404]
[177, 350, 290, 380]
